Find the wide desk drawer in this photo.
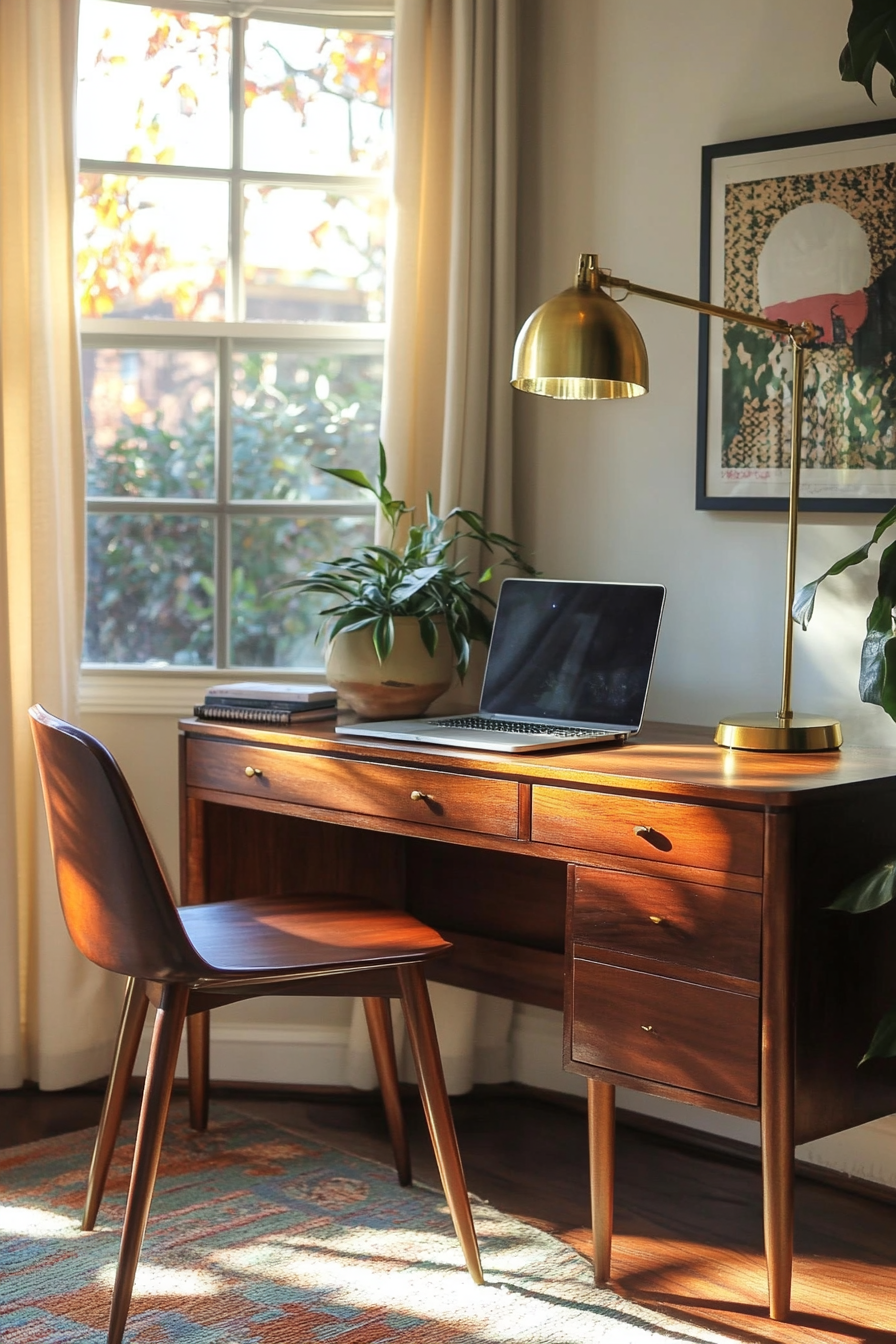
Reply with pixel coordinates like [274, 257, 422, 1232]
[570, 956, 759, 1105]
[185, 739, 519, 838]
[572, 866, 761, 981]
[532, 786, 763, 876]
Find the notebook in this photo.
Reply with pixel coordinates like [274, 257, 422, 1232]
[336, 578, 665, 753]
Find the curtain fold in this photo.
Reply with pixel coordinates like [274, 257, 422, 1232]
[380, 0, 518, 532]
[0, 0, 120, 1090]
[349, 0, 520, 1095]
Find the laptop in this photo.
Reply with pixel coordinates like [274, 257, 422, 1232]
[336, 578, 665, 753]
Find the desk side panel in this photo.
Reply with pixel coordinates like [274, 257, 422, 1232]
[793, 783, 896, 1145]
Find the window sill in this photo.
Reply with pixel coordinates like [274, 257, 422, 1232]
[78, 666, 327, 716]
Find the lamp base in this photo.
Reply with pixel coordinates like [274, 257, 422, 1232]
[714, 713, 843, 752]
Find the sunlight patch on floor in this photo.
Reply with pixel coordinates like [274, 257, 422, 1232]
[0, 1205, 81, 1238]
[97, 1261, 223, 1297]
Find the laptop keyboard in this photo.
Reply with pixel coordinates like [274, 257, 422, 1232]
[426, 715, 608, 738]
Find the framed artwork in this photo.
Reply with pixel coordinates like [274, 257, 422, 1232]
[697, 118, 896, 512]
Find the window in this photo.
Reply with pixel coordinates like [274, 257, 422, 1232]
[76, 1, 392, 669]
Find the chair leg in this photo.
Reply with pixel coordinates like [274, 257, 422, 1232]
[397, 964, 483, 1284]
[106, 982, 189, 1344]
[83, 977, 149, 1231]
[363, 996, 411, 1186]
[186, 1010, 209, 1131]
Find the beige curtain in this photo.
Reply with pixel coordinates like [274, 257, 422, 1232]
[348, 0, 520, 1095]
[0, 0, 120, 1089]
[379, 0, 517, 531]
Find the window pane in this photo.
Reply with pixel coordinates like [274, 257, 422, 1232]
[84, 348, 216, 498]
[77, 174, 228, 319]
[230, 515, 373, 667]
[85, 514, 214, 664]
[231, 350, 381, 501]
[77, 2, 231, 168]
[243, 186, 386, 322]
[243, 21, 391, 175]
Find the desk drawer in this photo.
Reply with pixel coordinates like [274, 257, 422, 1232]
[532, 786, 762, 876]
[570, 957, 759, 1104]
[186, 739, 519, 837]
[572, 866, 760, 981]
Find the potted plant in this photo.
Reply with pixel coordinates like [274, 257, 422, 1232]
[279, 445, 535, 718]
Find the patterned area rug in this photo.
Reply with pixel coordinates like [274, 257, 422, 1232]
[0, 1103, 734, 1343]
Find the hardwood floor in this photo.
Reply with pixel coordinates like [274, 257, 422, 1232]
[3, 1080, 896, 1343]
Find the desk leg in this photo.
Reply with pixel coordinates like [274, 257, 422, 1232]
[588, 1078, 615, 1285]
[761, 809, 795, 1321]
[180, 775, 210, 1131]
[761, 1091, 793, 1320]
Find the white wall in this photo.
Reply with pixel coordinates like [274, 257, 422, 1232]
[515, 0, 896, 747]
[513, 0, 896, 1186]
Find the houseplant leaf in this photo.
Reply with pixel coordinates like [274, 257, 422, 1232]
[840, 0, 896, 99]
[371, 612, 395, 663]
[860, 1007, 896, 1061]
[829, 858, 896, 912]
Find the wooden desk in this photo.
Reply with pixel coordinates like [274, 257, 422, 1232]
[179, 717, 896, 1320]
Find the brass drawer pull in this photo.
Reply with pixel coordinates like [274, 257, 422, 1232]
[648, 915, 665, 925]
[641, 1024, 654, 1032]
[410, 789, 433, 802]
[244, 766, 263, 778]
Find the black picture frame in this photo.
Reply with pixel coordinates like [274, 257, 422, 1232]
[696, 117, 896, 512]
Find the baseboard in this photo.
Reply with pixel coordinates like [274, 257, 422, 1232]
[135, 1021, 351, 1088]
[135, 1010, 896, 1194]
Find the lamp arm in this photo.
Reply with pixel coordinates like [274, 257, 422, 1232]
[603, 266, 811, 727]
[605, 272, 817, 344]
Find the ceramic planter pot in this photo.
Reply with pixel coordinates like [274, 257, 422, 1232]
[325, 616, 454, 719]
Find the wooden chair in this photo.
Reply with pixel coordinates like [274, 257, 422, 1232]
[29, 706, 482, 1344]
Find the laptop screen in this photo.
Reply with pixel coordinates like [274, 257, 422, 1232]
[479, 579, 665, 730]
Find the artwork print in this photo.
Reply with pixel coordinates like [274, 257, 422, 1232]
[698, 121, 896, 511]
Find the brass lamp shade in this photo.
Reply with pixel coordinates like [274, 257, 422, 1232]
[511, 257, 648, 400]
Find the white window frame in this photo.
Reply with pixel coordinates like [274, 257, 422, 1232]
[79, 0, 393, 708]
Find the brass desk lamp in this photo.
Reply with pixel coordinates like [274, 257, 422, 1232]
[511, 252, 842, 752]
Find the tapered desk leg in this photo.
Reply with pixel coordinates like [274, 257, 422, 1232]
[761, 809, 795, 1321]
[588, 1078, 615, 1285]
[761, 1084, 794, 1319]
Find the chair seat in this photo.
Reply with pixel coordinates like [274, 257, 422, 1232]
[179, 893, 451, 981]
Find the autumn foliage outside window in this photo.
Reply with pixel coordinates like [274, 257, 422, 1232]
[77, 2, 392, 668]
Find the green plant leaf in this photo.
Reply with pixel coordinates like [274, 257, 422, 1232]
[829, 858, 896, 912]
[393, 566, 445, 603]
[320, 466, 375, 492]
[860, 1007, 896, 1062]
[840, 0, 896, 100]
[792, 502, 896, 629]
[371, 612, 394, 663]
[418, 615, 438, 656]
[328, 612, 377, 639]
[858, 628, 892, 706]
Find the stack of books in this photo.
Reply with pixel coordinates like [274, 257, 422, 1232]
[194, 682, 337, 726]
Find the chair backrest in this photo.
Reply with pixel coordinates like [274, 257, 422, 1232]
[29, 705, 205, 982]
